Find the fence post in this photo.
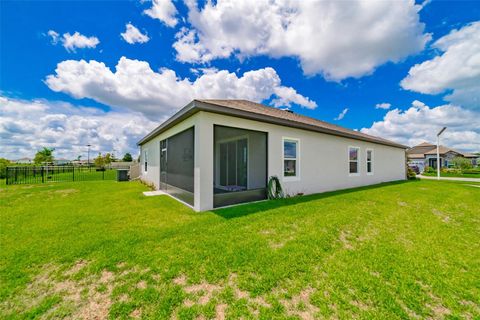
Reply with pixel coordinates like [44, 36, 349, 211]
[102, 169, 105, 180]
[73, 166, 75, 181]
[41, 167, 44, 183]
[6, 168, 8, 185]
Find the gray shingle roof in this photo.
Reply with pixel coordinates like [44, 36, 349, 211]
[138, 99, 407, 148]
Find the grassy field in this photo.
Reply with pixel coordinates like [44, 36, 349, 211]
[422, 171, 480, 179]
[1, 180, 479, 319]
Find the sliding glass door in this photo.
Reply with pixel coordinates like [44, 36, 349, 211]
[218, 138, 247, 190]
[214, 125, 267, 208]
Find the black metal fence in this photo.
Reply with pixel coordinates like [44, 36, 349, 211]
[5, 166, 119, 185]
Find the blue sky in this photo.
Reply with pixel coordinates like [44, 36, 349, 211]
[1, 0, 479, 159]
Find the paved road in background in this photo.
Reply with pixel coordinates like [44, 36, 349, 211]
[418, 175, 480, 183]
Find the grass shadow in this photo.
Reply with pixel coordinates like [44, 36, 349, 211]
[211, 180, 413, 220]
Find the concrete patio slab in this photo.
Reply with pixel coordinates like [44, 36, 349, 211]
[143, 190, 167, 196]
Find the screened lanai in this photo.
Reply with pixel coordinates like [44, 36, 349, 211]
[213, 125, 268, 208]
[159, 127, 194, 206]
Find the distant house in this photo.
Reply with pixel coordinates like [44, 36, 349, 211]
[138, 99, 407, 211]
[53, 158, 72, 165]
[71, 159, 90, 166]
[407, 142, 478, 172]
[12, 157, 33, 164]
[463, 153, 479, 167]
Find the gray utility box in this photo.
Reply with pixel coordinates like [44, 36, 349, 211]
[116, 169, 129, 182]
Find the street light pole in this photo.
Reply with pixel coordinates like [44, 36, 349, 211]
[436, 127, 447, 180]
[86, 144, 91, 168]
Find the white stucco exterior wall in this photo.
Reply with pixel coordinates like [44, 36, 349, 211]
[140, 111, 406, 212]
[139, 114, 199, 191]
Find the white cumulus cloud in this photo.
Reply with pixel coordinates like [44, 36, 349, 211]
[173, 0, 430, 81]
[47, 30, 100, 52]
[375, 103, 391, 110]
[361, 100, 480, 152]
[47, 30, 60, 44]
[45, 56, 317, 119]
[401, 21, 480, 109]
[121, 23, 150, 44]
[334, 108, 349, 121]
[144, 0, 178, 27]
[0, 95, 156, 160]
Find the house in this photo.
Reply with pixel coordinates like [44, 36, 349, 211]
[12, 157, 33, 164]
[53, 158, 72, 165]
[137, 100, 407, 211]
[465, 153, 480, 167]
[72, 159, 90, 166]
[407, 142, 478, 172]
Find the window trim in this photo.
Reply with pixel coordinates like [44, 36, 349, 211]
[348, 146, 360, 176]
[282, 137, 300, 181]
[366, 148, 374, 175]
[144, 149, 148, 173]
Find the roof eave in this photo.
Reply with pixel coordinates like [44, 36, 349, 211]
[194, 101, 407, 149]
[137, 100, 408, 149]
[137, 100, 198, 145]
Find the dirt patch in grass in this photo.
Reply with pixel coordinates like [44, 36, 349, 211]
[173, 274, 187, 286]
[64, 259, 89, 276]
[136, 280, 147, 289]
[339, 230, 354, 250]
[184, 282, 222, 305]
[1, 262, 118, 319]
[118, 294, 129, 303]
[172, 273, 272, 318]
[281, 287, 319, 320]
[215, 303, 227, 320]
[391, 295, 421, 319]
[426, 291, 451, 319]
[54, 188, 79, 197]
[350, 299, 370, 311]
[228, 274, 271, 308]
[416, 280, 452, 319]
[432, 208, 450, 223]
[269, 235, 294, 249]
[130, 308, 142, 318]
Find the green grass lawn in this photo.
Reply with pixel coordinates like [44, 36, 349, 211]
[422, 171, 480, 179]
[1, 180, 479, 319]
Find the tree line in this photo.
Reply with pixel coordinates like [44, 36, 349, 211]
[0, 148, 135, 179]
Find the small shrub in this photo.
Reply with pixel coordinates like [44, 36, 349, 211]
[409, 165, 420, 174]
[424, 166, 435, 174]
[451, 156, 473, 170]
[0, 158, 11, 179]
[462, 169, 480, 174]
[407, 167, 417, 180]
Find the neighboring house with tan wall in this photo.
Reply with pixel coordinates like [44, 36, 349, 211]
[407, 142, 478, 172]
[138, 100, 407, 211]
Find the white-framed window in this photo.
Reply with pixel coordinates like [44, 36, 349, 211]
[144, 149, 148, 172]
[366, 149, 373, 175]
[283, 138, 299, 180]
[348, 146, 360, 175]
